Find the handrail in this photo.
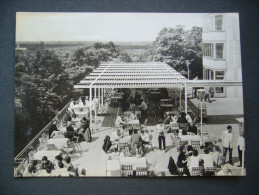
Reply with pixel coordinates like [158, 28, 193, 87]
[14, 96, 90, 176]
[14, 100, 71, 161]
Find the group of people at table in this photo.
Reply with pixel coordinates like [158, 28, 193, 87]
[25, 153, 86, 177]
[109, 108, 245, 176]
[22, 98, 93, 177]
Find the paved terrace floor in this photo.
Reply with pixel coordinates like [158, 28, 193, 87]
[190, 97, 244, 116]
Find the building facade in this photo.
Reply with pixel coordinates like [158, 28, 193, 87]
[202, 13, 242, 98]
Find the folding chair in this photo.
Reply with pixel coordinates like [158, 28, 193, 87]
[136, 167, 148, 177]
[121, 165, 133, 177]
[191, 166, 203, 176]
[191, 141, 201, 150]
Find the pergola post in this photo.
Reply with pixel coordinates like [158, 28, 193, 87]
[185, 84, 188, 114]
[179, 88, 182, 111]
[98, 87, 101, 106]
[101, 88, 104, 106]
[89, 86, 92, 133]
[94, 87, 97, 125]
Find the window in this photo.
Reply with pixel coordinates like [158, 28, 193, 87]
[215, 87, 224, 93]
[215, 15, 223, 30]
[203, 43, 214, 58]
[216, 71, 224, 80]
[216, 43, 224, 58]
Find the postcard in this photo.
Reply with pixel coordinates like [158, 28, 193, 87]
[14, 12, 244, 177]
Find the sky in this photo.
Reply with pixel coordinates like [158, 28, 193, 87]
[16, 12, 205, 42]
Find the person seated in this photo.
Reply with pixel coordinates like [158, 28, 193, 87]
[67, 166, 79, 177]
[134, 92, 141, 105]
[186, 145, 194, 157]
[63, 156, 73, 168]
[79, 117, 91, 142]
[202, 149, 217, 176]
[27, 160, 40, 176]
[110, 129, 122, 151]
[63, 110, 72, 123]
[163, 115, 171, 132]
[177, 112, 188, 124]
[115, 114, 125, 128]
[68, 99, 76, 112]
[41, 156, 54, 173]
[164, 110, 171, 119]
[121, 97, 130, 112]
[187, 122, 198, 135]
[140, 129, 150, 145]
[131, 129, 143, 156]
[187, 149, 202, 175]
[65, 121, 75, 140]
[55, 155, 64, 169]
[170, 116, 179, 132]
[129, 110, 137, 120]
[49, 120, 58, 139]
[70, 109, 77, 119]
[185, 113, 193, 123]
[177, 145, 190, 176]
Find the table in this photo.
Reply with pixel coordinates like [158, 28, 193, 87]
[178, 135, 201, 142]
[160, 99, 172, 102]
[160, 104, 174, 108]
[106, 159, 121, 176]
[34, 150, 61, 161]
[125, 120, 140, 129]
[47, 138, 69, 149]
[178, 135, 201, 145]
[120, 157, 147, 170]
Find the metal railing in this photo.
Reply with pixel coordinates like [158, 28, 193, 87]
[14, 100, 72, 176]
[14, 96, 92, 176]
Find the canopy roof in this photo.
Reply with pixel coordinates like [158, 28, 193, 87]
[74, 62, 242, 89]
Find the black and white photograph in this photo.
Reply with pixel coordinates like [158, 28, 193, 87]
[14, 12, 245, 177]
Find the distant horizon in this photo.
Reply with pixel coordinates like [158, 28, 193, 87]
[16, 13, 204, 42]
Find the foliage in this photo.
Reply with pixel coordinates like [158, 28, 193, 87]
[151, 25, 203, 79]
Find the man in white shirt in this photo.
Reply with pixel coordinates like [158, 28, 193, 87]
[115, 114, 125, 128]
[237, 134, 245, 167]
[156, 120, 166, 151]
[221, 125, 234, 165]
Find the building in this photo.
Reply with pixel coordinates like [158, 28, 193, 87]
[202, 13, 243, 98]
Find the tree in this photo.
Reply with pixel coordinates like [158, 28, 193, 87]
[152, 26, 203, 79]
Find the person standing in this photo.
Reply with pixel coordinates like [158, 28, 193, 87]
[236, 134, 245, 167]
[156, 120, 166, 151]
[221, 125, 234, 165]
[139, 99, 148, 124]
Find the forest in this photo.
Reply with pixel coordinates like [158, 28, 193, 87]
[15, 25, 202, 155]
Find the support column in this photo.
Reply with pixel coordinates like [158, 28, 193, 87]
[98, 87, 101, 106]
[94, 87, 97, 125]
[179, 88, 182, 111]
[89, 86, 92, 133]
[185, 84, 188, 114]
[101, 88, 104, 106]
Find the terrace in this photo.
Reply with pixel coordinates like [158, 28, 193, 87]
[14, 62, 244, 177]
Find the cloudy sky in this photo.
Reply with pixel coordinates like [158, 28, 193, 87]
[16, 12, 205, 42]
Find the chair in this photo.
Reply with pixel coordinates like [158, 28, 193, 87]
[191, 166, 203, 176]
[145, 135, 153, 151]
[121, 165, 133, 177]
[170, 122, 179, 135]
[191, 141, 200, 150]
[136, 167, 148, 177]
[205, 167, 217, 173]
[179, 123, 188, 130]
